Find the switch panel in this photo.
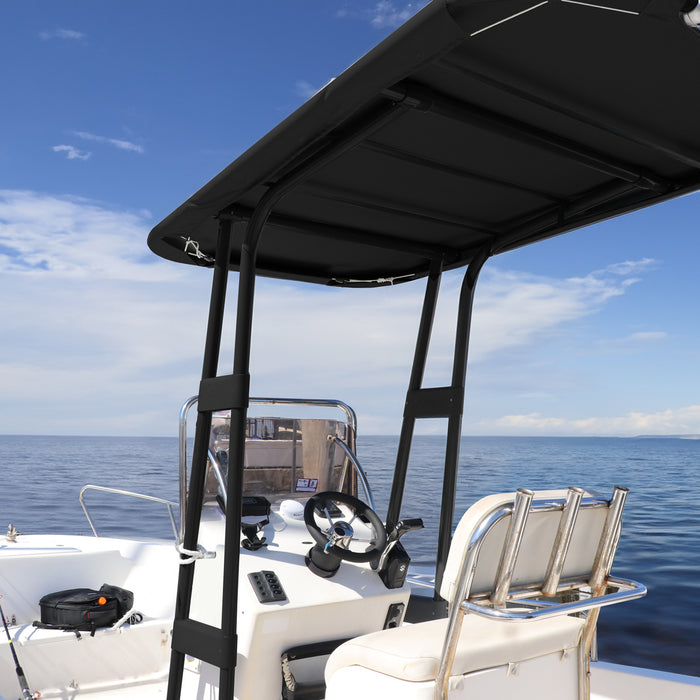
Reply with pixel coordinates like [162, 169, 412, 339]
[249, 570, 287, 603]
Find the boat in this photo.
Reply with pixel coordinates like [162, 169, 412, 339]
[2, 0, 700, 698]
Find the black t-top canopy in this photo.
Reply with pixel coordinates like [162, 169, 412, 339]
[148, 0, 700, 287]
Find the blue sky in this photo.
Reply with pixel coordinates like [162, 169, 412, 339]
[1, 1, 699, 437]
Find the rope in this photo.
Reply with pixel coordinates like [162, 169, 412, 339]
[176, 543, 215, 565]
[181, 237, 215, 264]
[281, 652, 297, 693]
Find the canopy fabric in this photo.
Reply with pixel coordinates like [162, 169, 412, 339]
[148, 0, 700, 287]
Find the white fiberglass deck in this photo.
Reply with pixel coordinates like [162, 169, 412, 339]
[1, 497, 698, 700]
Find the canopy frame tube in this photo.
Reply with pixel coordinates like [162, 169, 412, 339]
[386, 243, 490, 600]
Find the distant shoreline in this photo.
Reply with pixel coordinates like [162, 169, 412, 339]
[633, 434, 700, 440]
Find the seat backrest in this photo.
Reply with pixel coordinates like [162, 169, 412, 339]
[326, 486, 639, 700]
[440, 488, 616, 605]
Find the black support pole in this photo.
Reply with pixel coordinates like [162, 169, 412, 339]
[386, 257, 443, 529]
[219, 236, 258, 699]
[217, 100, 409, 700]
[434, 245, 490, 597]
[386, 244, 489, 601]
[167, 218, 233, 700]
[168, 97, 411, 700]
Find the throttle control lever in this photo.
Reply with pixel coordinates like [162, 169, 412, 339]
[377, 518, 424, 574]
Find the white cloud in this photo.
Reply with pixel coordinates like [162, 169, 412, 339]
[335, 1, 427, 28]
[456, 261, 652, 367]
[53, 145, 91, 161]
[295, 81, 319, 100]
[479, 405, 700, 437]
[370, 1, 426, 28]
[39, 28, 85, 40]
[0, 191, 209, 435]
[74, 131, 144, 154]
[598, 330, 668, 351]
[604, 258, 656, 276]
[0, 190, 674, 436]
[0, 190, 167, 279]
[242, 259, 658, 427]
[626, 331, 667, 341]
[247, 264, 652, 385]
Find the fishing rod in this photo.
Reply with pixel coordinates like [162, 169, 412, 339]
[0, 594, 35, 700]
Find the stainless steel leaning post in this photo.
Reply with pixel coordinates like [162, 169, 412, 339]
[434, 486, 645, 700]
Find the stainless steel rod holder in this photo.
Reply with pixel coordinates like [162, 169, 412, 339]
[492, 488, 534, 607]
[590, 486, 628, 591]
[543, 487, 585, 596]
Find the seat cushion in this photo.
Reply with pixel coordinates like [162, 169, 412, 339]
[325, 613, 585, 683]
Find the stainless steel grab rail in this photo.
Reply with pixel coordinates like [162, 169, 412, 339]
[329, 435, 375, 510]
[245, 397, 357, 436]
[178, 396, 199, 544]
[79, 484, 178, 540]
[460, 576, 646, 622]
[178, 397, 230, 544]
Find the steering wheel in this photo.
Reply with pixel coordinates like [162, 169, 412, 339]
[304, 491, 387, 565]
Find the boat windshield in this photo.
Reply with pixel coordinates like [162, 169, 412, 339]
[205, 411, 359, 504]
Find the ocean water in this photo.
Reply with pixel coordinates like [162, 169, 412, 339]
[0, 434, 698, 677]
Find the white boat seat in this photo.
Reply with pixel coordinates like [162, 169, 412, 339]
[326, 486, 646, 700]
[325, 613, 584, 683]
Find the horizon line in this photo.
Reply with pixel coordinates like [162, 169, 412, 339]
[1, 433, 698, 440]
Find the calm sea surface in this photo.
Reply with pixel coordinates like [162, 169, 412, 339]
[1, 434, 698, 677]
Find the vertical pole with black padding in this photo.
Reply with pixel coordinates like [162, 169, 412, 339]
[217, 101, 409, 699]
[170, 99, 411, 700]
[386, 257, 443, 530]
[386, 245, 490, 600]
[435, 245, 490, 597]
[167, 217, 233, 700]
[218, 203, 268, 699]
